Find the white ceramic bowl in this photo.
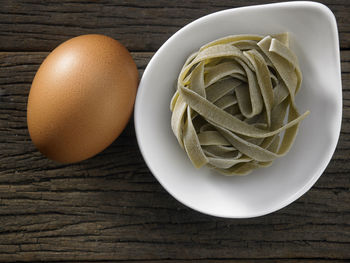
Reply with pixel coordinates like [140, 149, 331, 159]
[134, 1, 342, 218]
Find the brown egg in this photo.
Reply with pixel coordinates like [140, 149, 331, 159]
[27, 34, 138, 163]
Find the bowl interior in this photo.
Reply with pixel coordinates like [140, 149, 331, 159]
[134, 1, 342, 218]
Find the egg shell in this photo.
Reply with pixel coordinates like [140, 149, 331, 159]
[27, 34, 138, 163]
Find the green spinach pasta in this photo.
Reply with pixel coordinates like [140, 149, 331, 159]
[170, 33, 310, 175]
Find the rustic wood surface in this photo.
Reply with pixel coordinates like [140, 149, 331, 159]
[0, 0, 349, 262]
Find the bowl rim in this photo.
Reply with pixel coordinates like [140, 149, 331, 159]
[134, 1, 342, 218]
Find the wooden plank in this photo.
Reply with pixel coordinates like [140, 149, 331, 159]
[36, 262, 350, 263]
[0, 0, 349, 52]
[0, 51, 349, 261]
[25, 261, 349, 263]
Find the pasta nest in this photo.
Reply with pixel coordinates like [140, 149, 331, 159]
[170, 33, 309, 175]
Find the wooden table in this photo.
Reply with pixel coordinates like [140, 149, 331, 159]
[0, 1, 349, 262]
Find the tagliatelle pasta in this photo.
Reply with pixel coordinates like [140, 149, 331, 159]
[170, 33, 310, 175]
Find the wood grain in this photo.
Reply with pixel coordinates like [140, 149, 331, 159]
[0, 0, 349, 52]
[1, 0, 350, 262]
[0, 51, 349, 262]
